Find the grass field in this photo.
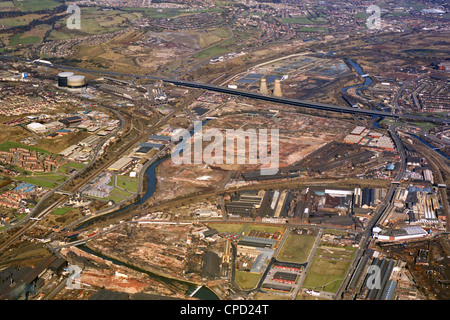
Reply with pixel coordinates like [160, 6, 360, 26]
[107, 187, 132, 203]
[116, 175, 138, 193]
[18, 176, 58, 189]
[298, 26, 328, 32]
[31, 173, 67, 183]
[193, 45, 230, 60]
[244, 224, 286, 236]
[52, 207, 74, 216]
[0, 14, 43, 26]
[57, 161, 85, 174]
[0, 141, 49, 154]
[277, 231, 317, 263]
[12, 0, 61, 12]
[206, 223, 245, 234]
[302, 245, 357, 293]
[8, 34, 41, 46]
[0, 1, 15, 8]
[235, 271, 262, 290]
[282, 17, 313, 24]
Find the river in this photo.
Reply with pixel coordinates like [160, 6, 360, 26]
[73, 120, 219, 300]
[341, 57, 449, 159]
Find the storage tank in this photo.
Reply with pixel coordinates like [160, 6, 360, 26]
[67, 75, 86, 89]
[58, 72, 74, 87]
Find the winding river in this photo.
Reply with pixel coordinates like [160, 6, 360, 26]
[73, 120, 219, 300]
[342, 57, 449, 160]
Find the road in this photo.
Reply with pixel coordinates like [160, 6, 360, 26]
[2, 55, 448, 124]
[0, 105, 126, 252]
[334, 125, 407, 299]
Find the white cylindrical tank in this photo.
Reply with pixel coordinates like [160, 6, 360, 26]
[67, 75, 86, 88]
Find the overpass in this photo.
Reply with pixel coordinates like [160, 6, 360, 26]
[2, 55, 448, 124]
[157, 79, 449, 124]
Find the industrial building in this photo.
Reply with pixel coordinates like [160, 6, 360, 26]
[60, 116, 83, 126]
[373, 226, 428, 241]
[237, 236, 276, 249]
[138, 142, 164, 151]
[201, 251, 221, 280]
[225, 190, 264, 217]
[26, 122, 47, 134]
[108, 157, 134, 172]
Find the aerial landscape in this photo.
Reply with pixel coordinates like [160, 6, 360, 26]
[0, 0, 448, 309]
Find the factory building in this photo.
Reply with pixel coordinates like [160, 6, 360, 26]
[373, 226, 428, 241]
[26, 122, 47, 134]
[108, 157, 134, 172]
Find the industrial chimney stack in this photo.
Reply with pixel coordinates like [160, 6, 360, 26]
[260, 78, 269, 95]
[273, 79, 282, 97]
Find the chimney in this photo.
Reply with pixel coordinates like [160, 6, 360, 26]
[260, 78, 268, 95]
[273, 79, 282, 97]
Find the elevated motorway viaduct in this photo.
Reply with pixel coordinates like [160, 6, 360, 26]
[161, 79, 449, 124]
[1, 56, 448, 125]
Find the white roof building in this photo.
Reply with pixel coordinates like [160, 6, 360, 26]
[27, 122, 47, 134]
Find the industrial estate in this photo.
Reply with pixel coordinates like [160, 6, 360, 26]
[0, 0, 448, 306]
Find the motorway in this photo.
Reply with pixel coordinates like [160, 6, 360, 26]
[1, 55, 448, 125]
[0, 55, 446, 300]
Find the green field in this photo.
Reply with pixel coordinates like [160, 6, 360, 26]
[12, 0, 61, 12]
[244, 224, 286, 236]
[57, 162, 85, 174]
[9, 34, 41, 45]
[298, 27, 328, 32]
[0, 141, 49, 154]
[31, 173, 67, 183]
[0, 1, 15, 8]
[107, 187, 132, 203]
[282, 17, 313, 24]
[206, 223, 245, 234]
[193, 45, 230, 60]
[277, 231, 317, 263]
[19, 176, 58, 189]
[302, 245, 357, 293]
[235, 271, 262, 290]
[52, 207, 74, 216]
[116, 175, 138, 193]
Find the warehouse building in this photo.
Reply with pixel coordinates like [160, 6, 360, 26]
[61, 116, 83, 126]
[201, 251, 221, 280]
[26, 122, 47, 134]
[108, 157, 134, 172]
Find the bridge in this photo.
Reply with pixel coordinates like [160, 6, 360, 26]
[2, 55, 448, 124]
[158, 79, 449, 124]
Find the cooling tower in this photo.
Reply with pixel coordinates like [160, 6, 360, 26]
[273, 79, 282, 97]
[260, 78, 269, 95]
